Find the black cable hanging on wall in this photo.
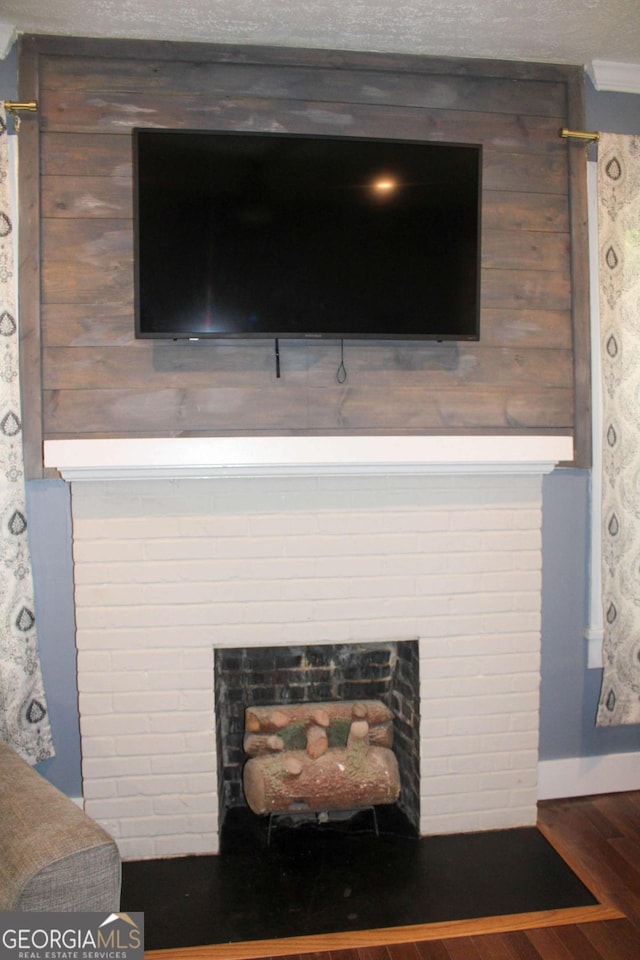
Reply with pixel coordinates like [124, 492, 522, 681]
[336, 339, 347, 384]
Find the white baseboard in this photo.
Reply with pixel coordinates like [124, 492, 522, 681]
[71, 795, 84, 809]
[538, 751, 640, 800]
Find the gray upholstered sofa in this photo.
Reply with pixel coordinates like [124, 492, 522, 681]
[0, 739, 121, 911]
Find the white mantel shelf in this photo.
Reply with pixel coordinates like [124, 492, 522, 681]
[44, 435, 574, 481]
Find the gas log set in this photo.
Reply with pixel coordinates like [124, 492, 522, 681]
[242, 700, 401, 818]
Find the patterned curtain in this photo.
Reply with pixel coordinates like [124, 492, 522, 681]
[597, 133, 640, 726]
[0, 106, 54, 761]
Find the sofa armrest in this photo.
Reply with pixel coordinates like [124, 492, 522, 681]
[0, 740, 121, 911]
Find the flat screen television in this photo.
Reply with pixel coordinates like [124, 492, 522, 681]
[133, 129, 482, 341]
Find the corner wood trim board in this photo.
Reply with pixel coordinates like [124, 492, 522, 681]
[143, 905, 623, 960]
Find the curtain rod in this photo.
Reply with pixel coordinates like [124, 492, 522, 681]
[561, 127, 600, 142]
[3, 100, 37, 113]
[2, 100, 37, 131]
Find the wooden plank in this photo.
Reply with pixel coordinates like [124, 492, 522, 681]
[41, 176, 132, 219]
[414, 942, 451, 960]
[38, 257, 570, 312]
[41, 218, 132, 261]
[41, 256, 133, 304]
[317, 385, 573, 430]
[40, 303, 573, 351]
[482, 231, 569, 272]
[40, 135, 568, 196]
[42, 303, 137, 347]
[39, 217, 569, 276]
[468, 932, 520, 959]
[140, 906, 621, 960]
[42, 384, 574, 435]
[538, 799, 640, 919]
[38, 221, 569, 307]
[38, 92, 566, 156]
[41, 131, 132, 177]
[38, 57, 568, 119]
[39, 191, 568, 255]
[579, 918, 640, 958]
[482, 151, 567, 195]
[40, 215, 568, 276]
[482, 192, 568, 233]
[41, 344, 573, 390]
[436, 938, 483, 959]
[480, 310, 572, 349]
[39, 225, 569, 307]
[550, 923, 611, 960]
[592, 793, 640, 846]
[481, 269, 570, 312]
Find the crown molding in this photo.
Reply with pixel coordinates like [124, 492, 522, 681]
[0, 22, 16, 60]
[586, 59, 640, 94]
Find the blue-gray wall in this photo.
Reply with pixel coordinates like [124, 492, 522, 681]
[540, 471, 640, 758]
[538, 77, 640, 761]
[3, 45, 640, 793]
[27, 482, 82, 794]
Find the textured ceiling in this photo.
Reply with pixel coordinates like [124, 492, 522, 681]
[0, 0, 639, 66]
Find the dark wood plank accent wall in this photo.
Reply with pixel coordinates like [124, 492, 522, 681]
[17, 36, 591, 477]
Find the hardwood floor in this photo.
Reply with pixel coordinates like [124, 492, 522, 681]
[146, 792, 640, 960]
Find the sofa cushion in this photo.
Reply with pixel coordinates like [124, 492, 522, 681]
[0, 740, 121, 911]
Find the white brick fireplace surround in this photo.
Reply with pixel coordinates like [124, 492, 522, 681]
[46, 435, 572, 861]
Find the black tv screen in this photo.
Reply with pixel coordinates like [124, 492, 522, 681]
[133, 129, 481, 341]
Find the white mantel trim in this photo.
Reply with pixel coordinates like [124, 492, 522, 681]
[44, 435, 573, 480]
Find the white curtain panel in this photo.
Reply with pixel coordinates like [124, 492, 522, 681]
[0, 106, 54, 761]
[597, 132, 640, 726]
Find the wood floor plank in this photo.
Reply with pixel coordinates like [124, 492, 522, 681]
[469, 932, 518, 960]
[538, 801, 638, 914]
[385, 945, 422, 960]
[324, 944, 364, 960]
[578, 919, 640, 959]
[551, 924, 608, 960]
[579, 800, 626, 842]
[525, 926, 579, 960]
[357, 948, 391, 960]
[438, 937, 483, 959]
[593, 794, 640, 845]
[143, 907, 620, 960]
[494, 931, 542, 960]
[413, 942, 450, 960]
[608, 836, 640, 877]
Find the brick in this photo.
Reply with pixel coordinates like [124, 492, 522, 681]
[85, 797, 155, 820]
[153, 794, 217, 816]
[117, 837, 156, 860]
[148, 753, 214, 779]
[81, 714, 149, 737]
[154, 834, 219, 857]
[77, 694, 114, 716]
[113, 691, 182, 713]
[73, 472, 546, 852]
[83, 756, 152, 779]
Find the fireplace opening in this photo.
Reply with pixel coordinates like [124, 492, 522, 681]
[214, 640, 420, 837]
